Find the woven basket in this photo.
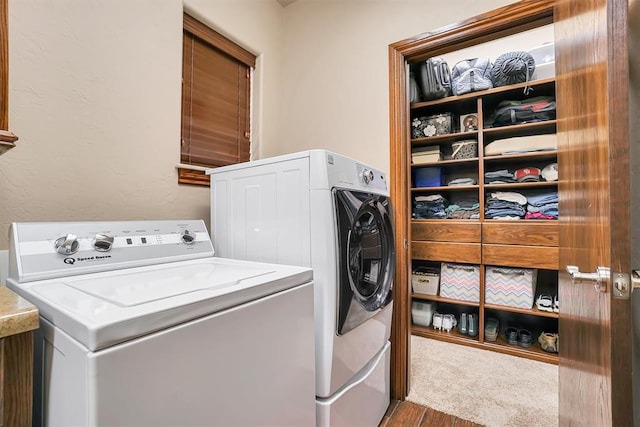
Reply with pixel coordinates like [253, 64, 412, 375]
[451, 140, 478, 159]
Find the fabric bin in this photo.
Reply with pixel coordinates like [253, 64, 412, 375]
[412, 267, 440, 295]
[439, 263, 480, 302]
[451, 140, 478, 159]
[414, 167, 443, 187]
[485, 266, 538, 309]
[411, 301, 436, 327]
[411, 113, 454, 138]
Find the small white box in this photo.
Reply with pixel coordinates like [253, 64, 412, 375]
[411, 301, 436, 327]
[411, 267, 439, 295]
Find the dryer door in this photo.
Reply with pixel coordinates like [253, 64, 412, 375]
[334, 189, 395, 335]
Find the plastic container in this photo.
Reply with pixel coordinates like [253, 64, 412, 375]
[411, 301, 436, 327]
[528, 42, 555, 80]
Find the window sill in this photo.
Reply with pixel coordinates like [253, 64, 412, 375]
[177, 164, 210, 187]
[0, 130, 19, 156]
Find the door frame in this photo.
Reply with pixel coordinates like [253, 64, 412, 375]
[387, 0, 555, 399]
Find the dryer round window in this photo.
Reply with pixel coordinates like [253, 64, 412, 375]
[335, 189, 395, 335]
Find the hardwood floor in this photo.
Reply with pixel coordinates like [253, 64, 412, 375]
[379, 400, 483, 427]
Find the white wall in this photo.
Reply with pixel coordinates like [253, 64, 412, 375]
[1, 0, 515, 250]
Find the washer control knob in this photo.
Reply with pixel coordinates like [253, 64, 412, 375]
[54, 234, 79, 255]
[362, 169, 375, 185]
[180, 230, 196, 245]
[94, 234, 114, 252]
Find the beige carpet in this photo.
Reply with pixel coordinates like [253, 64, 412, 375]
[407, 335, 558, 427]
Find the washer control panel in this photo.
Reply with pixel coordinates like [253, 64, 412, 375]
[9, 220, 215, 283]
[356, 164, 387, 191]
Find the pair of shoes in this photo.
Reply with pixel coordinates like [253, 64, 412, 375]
[484, 318, 499, 342]
[538, 332, 559, 353]
[504, 327, 533, 347]
[536, 294, 554, 312]
[536, 294, 560, 313]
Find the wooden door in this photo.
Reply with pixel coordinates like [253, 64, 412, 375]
[555, 0, 633, 425]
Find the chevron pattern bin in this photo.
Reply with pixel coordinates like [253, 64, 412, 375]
[485, 266, 537, 309]
[439, 263, 480, 302]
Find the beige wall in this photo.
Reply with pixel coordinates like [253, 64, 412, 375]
[279, 0, 514, 171]
[1, 0, 514, 250]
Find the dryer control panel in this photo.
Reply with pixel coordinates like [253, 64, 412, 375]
[9, 220, 215, 283]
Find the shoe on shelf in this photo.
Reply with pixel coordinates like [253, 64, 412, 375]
[484, 317, 499, 342]
[467, 314, 478, 337]
[538, 332, 559, 353]
[536, 294, 554, 312]
[459, 313, 468, 335]
[433, 312, 443, 331]
[505, 327, 519, 345]
[442, 314, 457, 332]
[553, 295, 559, 313]
[518, 329, 533, 348]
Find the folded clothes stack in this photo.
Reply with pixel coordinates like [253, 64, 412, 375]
[525, 191, 558, 219]
[484, 169, 517, 184]
[446, 194, 480, 219]
[413, 194, 448, 219]
[448, 177, 477, 186]
[485, 191, 527, 219]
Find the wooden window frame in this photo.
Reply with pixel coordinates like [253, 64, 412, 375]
[179, 13, 256, 186]
[0, 0, 19, 156]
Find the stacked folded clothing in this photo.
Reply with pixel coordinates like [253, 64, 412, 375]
[448, 177, 477, 186]
[413, 194, 448, 219]
[485, 191, 527, 219]
[525, 191, 558, 219]
[484, 169, 516, 184]
[446, 194, 480, 219]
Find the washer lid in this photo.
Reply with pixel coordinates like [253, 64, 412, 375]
[12, 257, 312, 351]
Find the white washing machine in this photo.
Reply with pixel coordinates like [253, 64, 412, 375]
[208, 150, 394, 426]
[6, 220, 315, 427]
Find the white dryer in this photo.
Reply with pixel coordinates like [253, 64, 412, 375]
[6, 220, 315, 427]
[209, 150, 395, 426]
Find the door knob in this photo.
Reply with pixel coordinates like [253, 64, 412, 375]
[566, 265, 610, 293]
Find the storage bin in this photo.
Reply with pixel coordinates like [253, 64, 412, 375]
[528, 42, 555, 80]
[451, 140, 478, 159]
[439, 263, 480, 302]
[412, 267, 440, 295]
[414, 167, 443, 187]
[411, 113, 454, 139]
[485, 266, 538, 309]
[411, 301, 436, 327]
[528, 42, 555, 66]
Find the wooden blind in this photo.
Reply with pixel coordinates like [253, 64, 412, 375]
[180, 14, 255, 184]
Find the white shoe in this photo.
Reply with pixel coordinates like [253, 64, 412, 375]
[433, 312, 443, 330]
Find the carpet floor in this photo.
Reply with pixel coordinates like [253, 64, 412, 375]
[406, 335, 558, 427]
